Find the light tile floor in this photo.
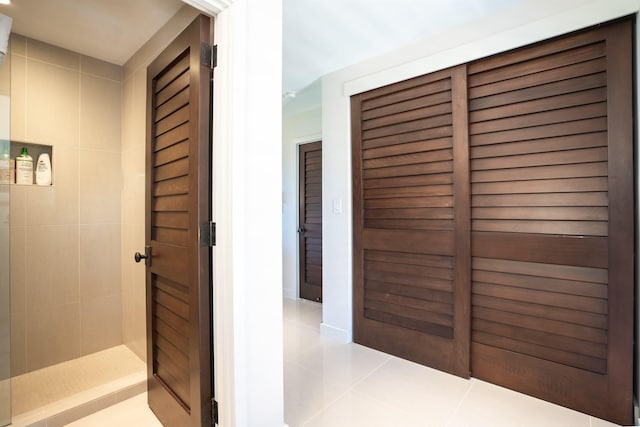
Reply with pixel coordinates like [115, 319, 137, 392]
[72, 299, 629, 426]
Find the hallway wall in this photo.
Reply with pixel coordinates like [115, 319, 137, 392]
[10, 35, 123, 374]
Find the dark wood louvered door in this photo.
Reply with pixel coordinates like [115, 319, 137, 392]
[351, 18, 633, 425]
[299, 141, 323, 302]
[144, 15, 214, 427]
[352, 65, 470, 377]
[468, 20, 633, 424]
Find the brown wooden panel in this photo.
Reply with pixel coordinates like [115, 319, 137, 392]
[472, 219, 607, 236]
[154, 227, 189, 246]
[364, 137, 452, 160]
[363, 114, 452, 141]
[363, 103, 452, 131]
[364, 173, 453, 189]
[361, 76, 451, 110]
[366, 195, 453, 209]
[155, 124, 189, 152]
[366, 280, 454, 305]
[156, 87, 190, 123]
[155, 105, 190, 136]
[363, 148, 453, 169]
[155, 317, 189, 354]
[471, 117, 607, 146]
[363, 161, 453, 180]
[472, 206, 607, 221]
[473, 257, 607, 283]
[365, 298, 453, 328]
[469, 53, 606, 99]
[472, 192, 607, 208]
[471, 177, 607, 194]
[155, 141, 190, 167]
[153, 195, 189, 212]
[472, 162, 607, 183]
[472, 318, 606, 359]
[473, 295, 607, 328]
[471, 147, 607, 170]
[470, 88, 607, 124]
[150, 243, 189, 286]
[469, 42, 605, 88]
[367, 289, 453, 315]
[471, 102, 606, 135]
[362, 91, 452, 121]
[154, 176, 189, 197]
[363, 126, 453, 150]
[154, 158, 189, 182]
[365, 184, 453, 199]
[153, 212, 189, 230]
[155, 276, 189, 303]
[155, 54, 189, 93]
[473, 331, 606, 374]
[154, 288, 189, 320]
[155, 71, 189, 106]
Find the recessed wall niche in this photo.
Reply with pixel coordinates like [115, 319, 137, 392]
[10, 141, 53, 185]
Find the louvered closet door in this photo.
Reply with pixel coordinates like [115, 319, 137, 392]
[468, 20, 632, 424]
[352, 65, 470, 376]
[145, 15, 213, 427]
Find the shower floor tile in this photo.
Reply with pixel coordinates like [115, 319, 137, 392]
[11, 345, 145, 425]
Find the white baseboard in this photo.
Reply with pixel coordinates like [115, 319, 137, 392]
[283, 288, 297, 300]
[320, 322, 350, 343]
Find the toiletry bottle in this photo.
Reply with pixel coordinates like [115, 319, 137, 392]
[15, 147, 33, 185]
[35, 152, 52, 185]
[0, 140, 9, 184]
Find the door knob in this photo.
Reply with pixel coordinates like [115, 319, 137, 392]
[297, 225, 305, 234]
[134, 246, 151, 265]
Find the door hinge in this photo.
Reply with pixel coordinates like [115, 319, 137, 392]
[200, 221, 216, 247]
[212, 398, 218, 425]
[201, 43, 217, 69]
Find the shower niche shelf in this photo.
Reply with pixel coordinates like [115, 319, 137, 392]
[10, 141, 53, 186]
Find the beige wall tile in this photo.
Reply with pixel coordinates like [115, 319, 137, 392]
[9, 185, 27, 227]
[26, 146, 78, 226]
[81, 55, 122, 82]
[121, 69, 146, 153]
[10, 53, 26, 141]
[80, 74, 122, 151]
[10, 311, 26, 375]
[26, 302, 81, 371]
[25, 59, 79, 147]
[10, 225, 27, 375]
[79, 223, 121, 299]
[10, 225, 25, 312]
[25, 224, 79, 307]
[26, 38, 80, 71]
[0, 51, 10, 97]
[121, 222, 146, 361]
[79, 149, 121, 224]
[9, 34, 26, 56]
[81, 295, 123, 354]
[121, 145, 145, 226]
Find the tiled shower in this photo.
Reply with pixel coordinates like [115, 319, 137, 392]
[1, 28, 156, 424]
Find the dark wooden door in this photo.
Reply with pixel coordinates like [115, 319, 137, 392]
[144, 15, 214, 427]
[352, 65, 470, 377]
[468, 20, 633, 425]
[298, 141, 323, 302]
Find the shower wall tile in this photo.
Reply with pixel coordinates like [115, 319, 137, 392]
[25, 224, 79, 307]
[80, 55, 122, 82]
[80, 73, 122, 151]
[9, 34, 26, 56]
[25, 146, 79, 226]
[81, 294, 123, 354]
[26, 38, 80, 71]
[0, 50, 10, 96]
[26, 301, 81, 372]
[10, 311, 26, 376]
[25, 59, 79, 147]
[9, 185, 26, 226]
[79, 149, 121, 224]
[10, 36, 125, 374]
[121, 69, 146, 153]
[9, 53, 26, 141]
[121, 223, 146, 361]
[79, 223, 121, 299]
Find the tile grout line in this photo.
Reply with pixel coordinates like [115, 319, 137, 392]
[443, 377, 475, 427]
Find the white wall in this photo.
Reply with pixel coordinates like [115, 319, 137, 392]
[282, 82, 321, 300]
[214, 0, 284, 425]
[320, 0, 640, 346]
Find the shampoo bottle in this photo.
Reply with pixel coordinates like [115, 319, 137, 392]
[15, 147, 33, 185]
[35, 152, 52, 186]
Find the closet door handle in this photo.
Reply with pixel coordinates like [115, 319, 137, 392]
[298, 225, 305, 234]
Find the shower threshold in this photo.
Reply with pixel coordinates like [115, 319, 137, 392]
[10, 345, 146, 427]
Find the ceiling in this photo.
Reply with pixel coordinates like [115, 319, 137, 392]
[0, 0, 527, 95]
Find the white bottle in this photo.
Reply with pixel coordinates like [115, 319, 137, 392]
[0, 142, 9, 184]
[35, 152, 52, 186]
[15, 147, 33, 185]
